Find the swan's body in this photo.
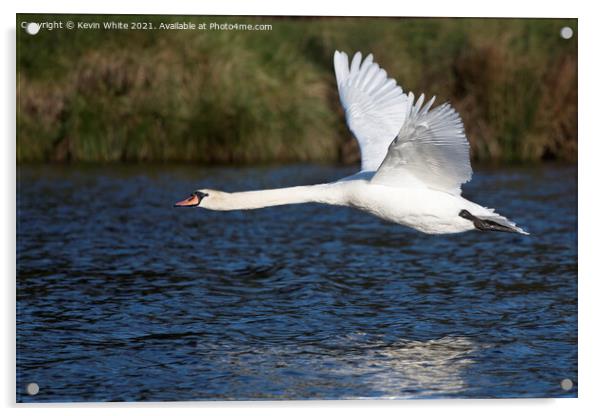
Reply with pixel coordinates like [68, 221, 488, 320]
[176, 51, 528, 235]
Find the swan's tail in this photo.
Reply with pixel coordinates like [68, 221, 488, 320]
[459, 209, 529, 235]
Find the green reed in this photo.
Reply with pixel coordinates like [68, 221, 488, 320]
[17, 15, 577, 163]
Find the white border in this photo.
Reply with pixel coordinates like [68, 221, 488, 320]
[7, 0, 580, 17]
[3, 1, 600, 415]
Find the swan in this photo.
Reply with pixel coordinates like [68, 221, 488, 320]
[175, 51, 528, 235]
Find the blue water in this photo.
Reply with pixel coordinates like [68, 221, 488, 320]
[16, 164, 577, 402]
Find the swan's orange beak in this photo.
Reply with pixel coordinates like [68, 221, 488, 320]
[174, 193, 200, 207]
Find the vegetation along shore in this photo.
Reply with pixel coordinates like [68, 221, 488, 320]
[17, 16, 577, 164]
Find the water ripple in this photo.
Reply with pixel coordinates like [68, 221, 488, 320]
[17, 164, 577, 401]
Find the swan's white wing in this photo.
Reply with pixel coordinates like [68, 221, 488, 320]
[371, 93, 472, 195]
[334, 51, 409, 172]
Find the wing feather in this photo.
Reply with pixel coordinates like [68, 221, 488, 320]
[371, 94, 473, 195]
[334, 51, 409, 172]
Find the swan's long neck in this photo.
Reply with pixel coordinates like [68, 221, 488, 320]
[205, 183, 347, 211]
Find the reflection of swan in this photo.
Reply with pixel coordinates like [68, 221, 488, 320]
[336, 336, 478, 398]
[175, 51, 527, 235]
[210, 335, 478, 398]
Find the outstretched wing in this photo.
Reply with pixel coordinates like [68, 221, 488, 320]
[371, 93, 473, 195]
[334, 51, 409, 172]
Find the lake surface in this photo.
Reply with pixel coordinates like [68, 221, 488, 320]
[16, 164, 577, 402]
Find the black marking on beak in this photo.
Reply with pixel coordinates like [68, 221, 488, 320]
[194, 191, 208, 200]
[174, 191, 208, 208]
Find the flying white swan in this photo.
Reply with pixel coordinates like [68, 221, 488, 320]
[175, 51, 528, 235]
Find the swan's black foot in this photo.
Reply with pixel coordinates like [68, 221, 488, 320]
[459, 209, 517, 233]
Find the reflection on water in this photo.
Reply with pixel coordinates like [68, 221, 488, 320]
[333, 336, 478, 398]
[16, 164, 577, 401]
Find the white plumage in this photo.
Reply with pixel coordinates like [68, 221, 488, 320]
[175, 50, 528, 236]
[334, 51, 409, 172]
[372, 94, 472, 195]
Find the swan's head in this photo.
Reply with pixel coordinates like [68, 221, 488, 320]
[174, 189, 225, 209]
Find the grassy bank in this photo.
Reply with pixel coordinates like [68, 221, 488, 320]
[17, 15, 577, 164]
